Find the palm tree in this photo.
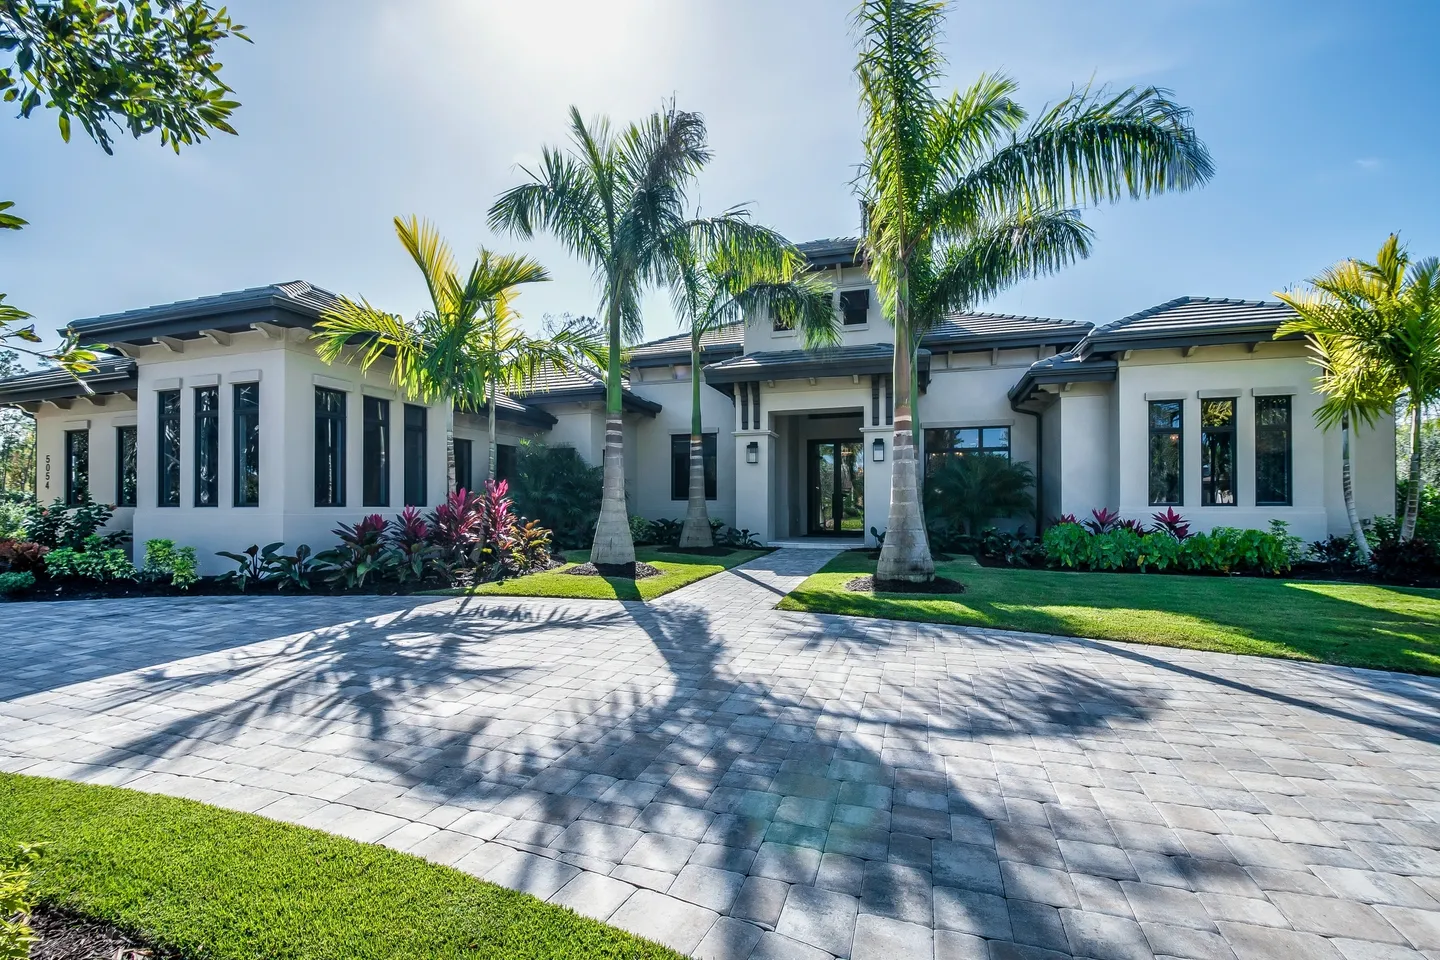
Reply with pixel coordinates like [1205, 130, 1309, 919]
[1277, 235, 1440, 547]
[312, 215, 554, 493]
[853, 0, 1213, 582]
[489, 103, 755, 567]
[667, 225, 837, 547]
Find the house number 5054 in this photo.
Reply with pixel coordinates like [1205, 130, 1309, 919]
[43, 453, 50, 490]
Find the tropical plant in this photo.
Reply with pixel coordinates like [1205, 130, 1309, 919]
[215, 542, 276, 591]
[923, 454, 1034, 535]
[43, 537, 134, 580]
[665, 222, 836, 547]
[513, 520, 553, 571]
[259, 543, 315, 592]
[426, 488, 485, 565]
[1, 0, 247, 376]
[314, 516, 392, 590]
[313, 217, 552, 494]
[1150, 507, 1191, 540]
[1277, 235, 1440, 545]
[142, 538, 198, 589]
[851, 0, 1212, 582]
[0, 842, 43, 959]
[1082, 507, 1123, 535]
[387, 506, 438, 584]
[0, 539, 47, 573]
[507, 442, 603, 550]
[22, 496, 124, 549]
[491, 102, 756, 566]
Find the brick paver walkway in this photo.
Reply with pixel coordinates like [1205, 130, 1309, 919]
[4, 548, 1440, 959]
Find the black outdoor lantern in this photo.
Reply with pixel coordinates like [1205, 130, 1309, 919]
[746, 441, 759, 464]
[872, 438, 885, 462]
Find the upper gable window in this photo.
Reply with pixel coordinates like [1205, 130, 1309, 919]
[840, 289, 869, 326]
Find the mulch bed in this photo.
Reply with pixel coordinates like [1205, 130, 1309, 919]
[28, 906, 182, 960]
[845, 574, 966, 595]
[563, 561, 663, 580]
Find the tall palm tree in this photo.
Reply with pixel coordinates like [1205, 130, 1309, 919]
[667, 224, 837, 547]
[312, 215, 555, 493]
[490, 103, 754, 566]
[1277, 235, 1440, 546]
[853, 0, 1214, 582]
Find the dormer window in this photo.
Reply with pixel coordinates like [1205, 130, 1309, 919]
[840, 289, 869, 326]
[771, 306, 794, 332]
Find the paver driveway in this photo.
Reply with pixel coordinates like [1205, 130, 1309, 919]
[4, 549, 1440, 960]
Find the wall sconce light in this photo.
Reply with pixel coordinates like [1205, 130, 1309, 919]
[746, 441, 759, 464]
[872, 438, 885, 462]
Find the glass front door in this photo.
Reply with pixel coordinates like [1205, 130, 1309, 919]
[808, 440, 864, 535]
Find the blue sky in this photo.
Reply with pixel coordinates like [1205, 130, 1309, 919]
[4, 0, 1438, 351]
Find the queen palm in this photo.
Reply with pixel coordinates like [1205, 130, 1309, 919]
[854, 0, 1214, 582]
[668, 225, 837, 547]
[1277, 235, 1440, 547]
[490, 103, 756, 566]
[312, 216, 566, 493]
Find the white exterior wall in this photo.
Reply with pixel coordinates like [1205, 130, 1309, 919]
[743, 263, 889, 353]
[31, 395, 139, 542]
[628, 374, 738, 528]
[1046, 384, 1118, 522]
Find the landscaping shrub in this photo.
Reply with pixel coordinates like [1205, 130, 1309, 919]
[216, 542, 276, 592]
[42, 537, 136, 581]
[259, 543, 316, 591]
[717, 525, 763, 549]
[23, 498, 127, 551]
[0, 495, 29, 542]
[1042, 512, 1294, 575]
[629, 515, 658, 545]
[507, 442, 602, 550]
[0, 843, 42, 959]
[388, 506, 440, 585]
[975, 527, 1045, 567]
[142, 539, 198, 589]
[427, 488, 484, 566]
[314, 516, 393, 589]
[0, 571, 34, 597]
[0, 540, 48, 573]
[1365, 516, 1440, 582]
[923, 454, 1034, 536]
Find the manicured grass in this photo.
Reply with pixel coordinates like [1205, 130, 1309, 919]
[0, 773, 683, 960]
[777, 551, 1440, 675]
[443, 547, 768, 601]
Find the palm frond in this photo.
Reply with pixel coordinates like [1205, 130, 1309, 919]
[393, 216, 460, 316]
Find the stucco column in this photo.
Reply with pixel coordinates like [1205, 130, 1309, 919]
[733, 430, 775, 544]
[860, 425, 893, 547]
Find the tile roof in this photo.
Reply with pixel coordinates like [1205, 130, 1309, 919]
[1088, 296, 1296, 344]
[627, 323, 745, 362]
[704, 342, 930, 383]
[923, 311, 1091, 349]
[0, 357, 138, 403]
[69, 281, 344, 337]
[512, 362, 660, 414]
[796, 237, 863, 266]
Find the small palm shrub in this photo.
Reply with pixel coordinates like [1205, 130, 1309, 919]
[508, 442, 602, 550]
[924, 455, 1034, 536]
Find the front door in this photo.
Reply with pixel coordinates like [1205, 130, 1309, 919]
[807, 440, 865, 536]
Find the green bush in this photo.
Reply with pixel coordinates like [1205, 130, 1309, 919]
[0, 843, 42, 960]
[923, 454, 1034, 535]
[0, 496, 29, 541]
[0, 571, 34, 597]
[1042, 520, 1293, 575]
[507, 442, 603, 550]
[143, 539, 199, 589]
[23, 497, 127, 550]
[43, 537, 136, 581]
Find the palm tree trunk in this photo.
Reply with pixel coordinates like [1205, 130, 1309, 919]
[876, 265, 935, 583]
[444, 400, 456, 496]
[1342, 412, 1371, 559]
[486, 375, 499, 485]
[590, 295, 636, 566]
[1402, 404, 1423, 541]
[679, 331, 714, 548]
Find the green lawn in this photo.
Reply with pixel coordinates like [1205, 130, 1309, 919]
[777, 551, 1440, 675]
[0, 773, 683, 960]
[443, 547, 768, 601]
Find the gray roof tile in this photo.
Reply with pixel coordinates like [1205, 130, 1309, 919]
[69, 281, 343, 336]
[628, 324, 744, 361]
[1089, 296, 1295, 342]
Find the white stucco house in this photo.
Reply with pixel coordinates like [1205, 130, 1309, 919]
[0, 238, 1394, 573]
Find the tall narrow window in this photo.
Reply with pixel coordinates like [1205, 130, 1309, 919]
[453, 438, 473, 493]
[1200, 398, 1236, 506]
[403, 403, 427, 506]
[115, 425, 137, 507]
[194, 385, 219, 507]
[315, 387, 346, 507]
[670, 433, 718, 500]
[233, 383, 260, 506]
[495, 443, 518, 483]
[1148, 400, 1183, 506]
[840, 289, 869, 326]
[362, 396, 390, 507]
[1255, 395, 1293, 506]
[64, 429, 89, 505]
[157, 389, 181, 507]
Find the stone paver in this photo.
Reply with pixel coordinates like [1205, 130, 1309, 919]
[4, 547, 1440, 959]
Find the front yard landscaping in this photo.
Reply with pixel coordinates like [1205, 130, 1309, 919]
[778, 550, 1440, 675]
[0, 773, 683, 960]
[445, 546, 768, 601]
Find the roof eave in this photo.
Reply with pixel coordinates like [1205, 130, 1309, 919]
[704, 350, 930, 385]
[628, 344, 744, 369]
[923, 329, 1090, 353]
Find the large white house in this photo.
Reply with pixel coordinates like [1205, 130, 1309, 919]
[0, 239, 1394, 573]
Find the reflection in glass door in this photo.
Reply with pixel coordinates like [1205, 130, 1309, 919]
[808, 440, 864, 535]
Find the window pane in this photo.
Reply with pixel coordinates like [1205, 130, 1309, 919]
[158, 390, 181, 506]
[233, 383, 260, 507]
[194, 386, 219, 507]
[116, 425, 137, 507]
[981, 427, 1010, 450]
[671, 435, 687, 500]
[840, 289, 869, 325]
[454, 438, 472, 494]
[64, 429, 89, 505]
[703, 433, 717, 500]
[362, 396, 389, 507]
[403, 403, 427, 506]
[1200, 398, 1236, 506]
[314, 387, 346, 507]
[1256, 395, 1292, 505]
[1147, 399, 1182, 505]
[955, 428, 979, 450]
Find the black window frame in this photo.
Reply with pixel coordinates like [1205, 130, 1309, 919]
[453, 437, 473, 494]
[403, 403, 427, 506]
[362, 395, 390, 507]
[115, 424, 137, 507]
[232, 382, 260, 507]
[1200, 397, 1237, 507]
[1255, 394, 1293, 507]
[193, 385, 220, 507]
[157, 389, 181, 507]
[840, 289, 870, 326]
[923, 426, 1011, 478]
[63, 428, 89, 506]
[314, 387, 347, 507]
[1147, 399, 1184, 506]
[671, 433, 718, 500]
